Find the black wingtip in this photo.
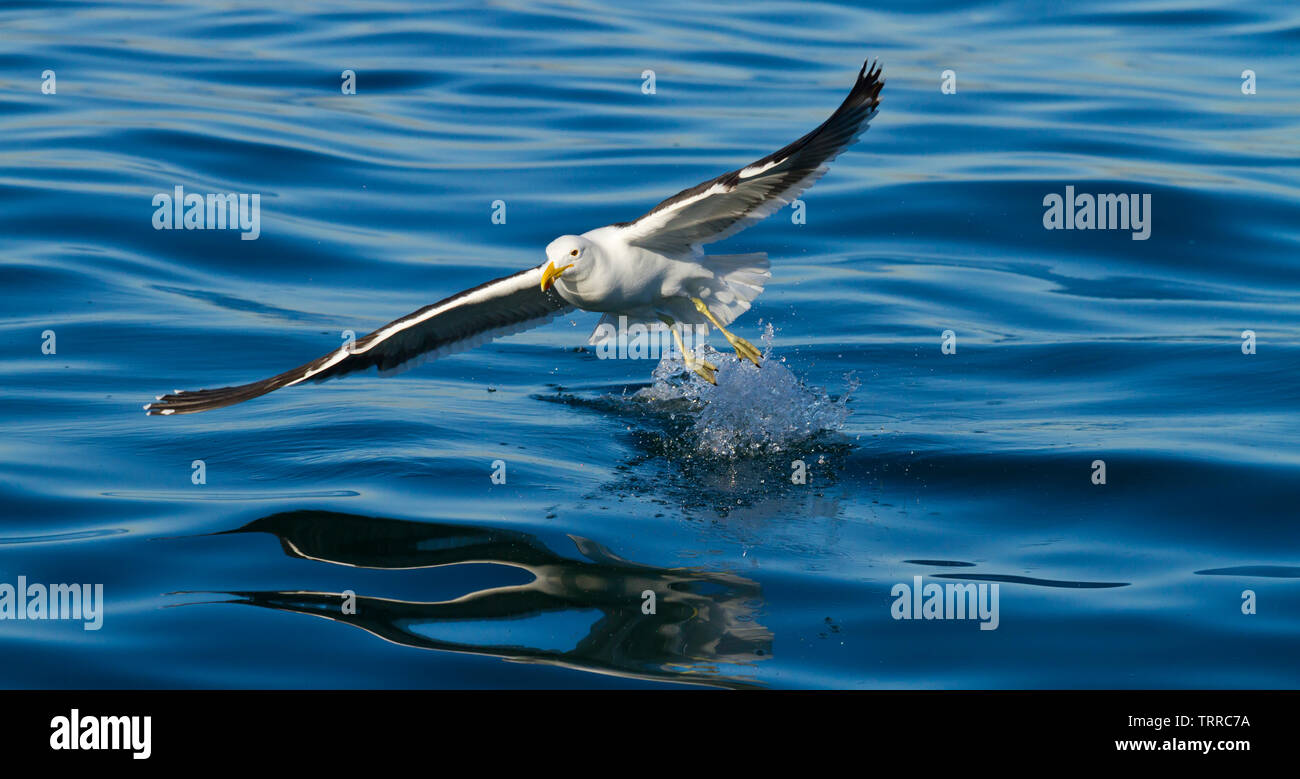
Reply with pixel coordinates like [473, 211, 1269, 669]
[144, 377, 285, 416]
[854, 57, 884, 105]
[816, 57, 882, 135]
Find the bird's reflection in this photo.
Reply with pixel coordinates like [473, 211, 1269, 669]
[194, 510, 771, 688]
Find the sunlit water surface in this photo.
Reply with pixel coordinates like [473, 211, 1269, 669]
[2, 0, 1298, 688]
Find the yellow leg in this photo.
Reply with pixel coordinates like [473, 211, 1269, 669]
[661, 316, 717, 385]
[690, 297, 761, 367]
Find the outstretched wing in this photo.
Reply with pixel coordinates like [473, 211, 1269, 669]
[145, 266, 572, 415]
[616, 59, 883, 256]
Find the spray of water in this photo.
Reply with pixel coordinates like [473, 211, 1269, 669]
[630, 324, 857, 457]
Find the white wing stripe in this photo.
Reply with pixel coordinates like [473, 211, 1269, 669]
[614, 59, 883, 257]
[289, 266, 549, 386]
[144, 266, 571, 415]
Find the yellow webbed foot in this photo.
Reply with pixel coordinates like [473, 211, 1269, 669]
[725, 333, 762, 367]
[690, 296, 760, 368]
[686, 355, 718, 385]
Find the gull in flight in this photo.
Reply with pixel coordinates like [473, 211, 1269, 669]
[146, 59, 883, 415]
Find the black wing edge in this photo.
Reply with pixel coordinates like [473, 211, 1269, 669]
[144, 269, 568, 416]
[616, 57, 884, 228]
[144, 348, 342, 416]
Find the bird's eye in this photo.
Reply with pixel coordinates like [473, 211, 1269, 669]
[569, 249, 579, 257]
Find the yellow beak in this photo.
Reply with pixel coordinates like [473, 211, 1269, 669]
[540, 262, 573, 292]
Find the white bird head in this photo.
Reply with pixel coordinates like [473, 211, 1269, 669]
[540, 234, 592, 292]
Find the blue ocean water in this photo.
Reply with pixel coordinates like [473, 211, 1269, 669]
[1, 0, 1297, 688]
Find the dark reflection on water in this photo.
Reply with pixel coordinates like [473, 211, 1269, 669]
[933, 572, 1129, 589]
[1194, 566, 1300, 579]
[183, 511, 772, 688]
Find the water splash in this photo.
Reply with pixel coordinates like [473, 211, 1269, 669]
[630, 324, 857, 458]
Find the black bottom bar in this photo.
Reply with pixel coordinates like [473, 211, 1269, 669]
[4, 689, 1288, 765]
